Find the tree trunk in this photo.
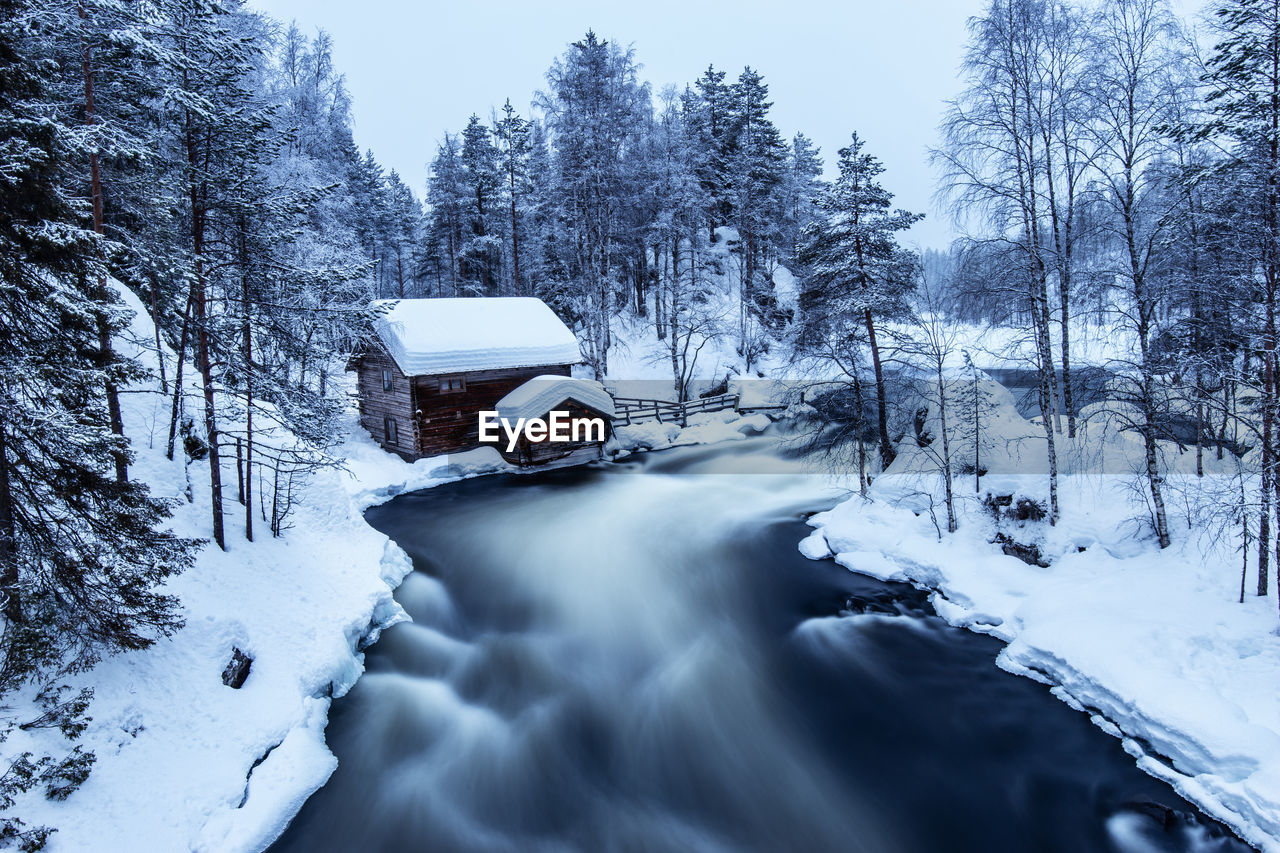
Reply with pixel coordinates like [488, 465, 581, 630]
[973, 370, 981, 493]
[0, 420, 20, 627]
[936, 362, 957, 533]
[1134, 274, 1170, 548]
[242, 258, 253, 543]
[853, 374, 868, 497]
[150, 272, 168, 394]
[864, 308, 895, 469]
[194, 257, 224, 551]
[81, 10, 128, 483]
[166, 285, 194, 461]
[1032, 290, 1061, 525]
[1263, 289, 1276, 596]
[655, 243, 666, 341]
[669, 239, 680, 390]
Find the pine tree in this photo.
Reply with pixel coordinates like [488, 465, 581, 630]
[689, 64, 735, 235]
[779, 133, 824, 266]
[152, 0, 277, 550]
[427, 134, 466, 296]
[495, 99, 531, 296]
[798, 132, 923, 470]
[458, 115, 502, 294]
[726, 67, 787, 366]
[383, 171, 423, 298]
[539, 30, 651, 377]
[0, 0, 196, 677]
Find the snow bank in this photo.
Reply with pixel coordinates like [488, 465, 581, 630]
[608, 409, 773, 456]
[805, 428, 1280, 850]
[375, 297, 581, 375]
[11, 285, 521, 853]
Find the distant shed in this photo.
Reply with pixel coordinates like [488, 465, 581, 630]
[350, 298, 582, 459]
[494, 375, 615, 467]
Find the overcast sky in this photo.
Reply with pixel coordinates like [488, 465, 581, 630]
[246, 0, 1209, 252]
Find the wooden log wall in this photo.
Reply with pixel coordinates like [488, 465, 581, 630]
[354, 346, 418, 459]
[412, 364, 572, 457]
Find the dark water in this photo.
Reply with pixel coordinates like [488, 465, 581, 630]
[984, 366, 1112, 419]
[270, 438, 1250, 853]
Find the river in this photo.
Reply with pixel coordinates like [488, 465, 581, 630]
[269, 436, 1249, 853]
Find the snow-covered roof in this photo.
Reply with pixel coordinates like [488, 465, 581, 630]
[374, 298, 581, 376]
[496, 376, 615, 421]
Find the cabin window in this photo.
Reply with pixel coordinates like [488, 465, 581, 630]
[384, 416, 398, 446]
[381, 368, 394, 392]
[437, 376, 466, 394]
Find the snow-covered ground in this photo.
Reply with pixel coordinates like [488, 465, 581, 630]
[801, 382, 1280, 851]
[5, 287, 525, 853]
[608, 409, 772, 456]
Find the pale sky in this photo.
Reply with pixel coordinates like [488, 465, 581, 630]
[246, 0, 1211, 252]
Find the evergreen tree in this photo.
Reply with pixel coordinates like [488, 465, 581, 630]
[779, 132, 824, 266]
[798, 132, 923, 470]
[495, 99, 532, 296]
[0, 0, 196, 682]
[458, 115, 502, 294]
[427, 134, 466, 296]
[689, 64, 735, 235]
[539, 30, 651, 376]
[726, 66, 788, 365]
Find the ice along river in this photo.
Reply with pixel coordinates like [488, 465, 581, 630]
[270, 436, 1249, 853]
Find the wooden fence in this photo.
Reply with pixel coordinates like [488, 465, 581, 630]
[611, 393, 739, 427]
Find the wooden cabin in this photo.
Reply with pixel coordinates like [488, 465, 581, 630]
[492, 375, 615, 467]
[350, 297, 587, 460]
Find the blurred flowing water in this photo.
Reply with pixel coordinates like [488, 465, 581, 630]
[270, 436, 1250, 853]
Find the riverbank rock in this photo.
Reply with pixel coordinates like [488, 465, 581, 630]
[222, 648, 253, 689]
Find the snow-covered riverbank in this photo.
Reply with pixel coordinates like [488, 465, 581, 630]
[4, 285, 533, 852]
[801, 405, 1280, 851]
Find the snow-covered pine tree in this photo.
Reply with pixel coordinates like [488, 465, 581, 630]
[688, 65, 735, 237]
[382, 170, 424, 298]
[0, 18, 195, 842]
[539, 30, 651, 377]
[778, 133, 824, 268]
[457, 116, 502, 295]
[494, 100, 532, 296]
[150, 0, 278, 550]
[427, 134, 466, 297]
[798, 132, 922, 471]
[955, 351, 1001, 495]
[726, 67, 788, 369]
[0, 0, 197, 679]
